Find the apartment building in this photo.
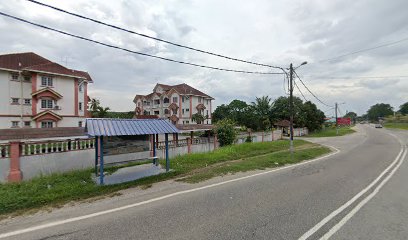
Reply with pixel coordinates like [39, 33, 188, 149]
[0, 52, 93, 129]
[134, 83, 214, 125]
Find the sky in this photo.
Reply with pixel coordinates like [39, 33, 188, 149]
[0, 0, 407, 116]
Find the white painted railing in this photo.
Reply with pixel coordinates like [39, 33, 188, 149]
[20, 138, 95, 156]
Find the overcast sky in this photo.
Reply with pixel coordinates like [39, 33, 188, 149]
[1, 0, 407, 116]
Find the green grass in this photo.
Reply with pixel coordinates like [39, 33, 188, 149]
[383, 122, 408, 130]
[0, 140, 329, 216]
[307, 127, 356, 137]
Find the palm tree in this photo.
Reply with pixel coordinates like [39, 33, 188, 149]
[191, 113, 205, 124]
[251, 96, 273, 130]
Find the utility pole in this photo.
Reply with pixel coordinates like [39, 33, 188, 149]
[335, 102, 338, 135]
[289, 63, 294, 154]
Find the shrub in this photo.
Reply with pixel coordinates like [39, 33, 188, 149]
[215, 119, 237, 146]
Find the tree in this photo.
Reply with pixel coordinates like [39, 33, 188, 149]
[215, 119, 237, 146]
[251, 96, 273, 130]
[366, 103, 394, 121]
[212, 104, 230, 123]
[89, 98, 111, 118]
[192, 113, 205, 124]
[301, 101, 325, 132]
[399, 102, 408, 115]
[344, 112, 358, 124]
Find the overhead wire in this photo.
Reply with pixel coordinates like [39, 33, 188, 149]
[293, 79, 308, 102]
[0, 11, 284, 75]
[317, 36, 408, 63]
[25, 0, 284, 71]
[293, 70, 333, 107]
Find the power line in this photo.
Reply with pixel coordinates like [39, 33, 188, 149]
[293, 79, 307, 102]
[318, 37, 408, 63]
[304, 75, 408, 79]
[25, 0, 283, 70]
[293, 70, 332, 107]
[0, 11, 284, 75]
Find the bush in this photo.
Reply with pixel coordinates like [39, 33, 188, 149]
[245, 136, 252, 143]
[215, 119, 237, 147]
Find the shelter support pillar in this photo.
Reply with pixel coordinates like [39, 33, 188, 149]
[94, 137, 99, 175]
[272, 130, 274, 141]
[214, 134, 218, 150]
[152, 134, 156, 165]
[165, 133, 169, 172]
[99, 136, 104, 185]
[190, 131, 194, 143]
[262, 132, 264, 142]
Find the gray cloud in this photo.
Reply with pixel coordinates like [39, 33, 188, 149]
[0, 0, 407, 116]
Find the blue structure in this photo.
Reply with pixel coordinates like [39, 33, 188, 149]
[86, 118, 179, 185]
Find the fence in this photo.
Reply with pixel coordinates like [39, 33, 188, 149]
[0, 128, 307, 183]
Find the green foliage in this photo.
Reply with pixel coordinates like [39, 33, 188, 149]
[215, 119, 237, 146]
[106, 111, 134, 119]
[245, 136, 252, 143]
[399, 102, 408, 115]
[366, 103, 394, 121]
[344, 112, 357, 124]
[307, 127, 355, 137]
[191, 113, 205, 124]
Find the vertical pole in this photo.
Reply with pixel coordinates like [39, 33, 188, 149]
[94, 137, 98, 175]
[335, 102, 338, 135]
[152, 134, 156, 165]
[289, 63, 294, 155]
[99, 136, 104, 185]
[165, 133, 169, 172]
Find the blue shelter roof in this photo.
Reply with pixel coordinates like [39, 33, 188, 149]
[85, 118, 180, 137]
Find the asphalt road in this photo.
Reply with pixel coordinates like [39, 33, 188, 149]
[0, 124, 407, 240]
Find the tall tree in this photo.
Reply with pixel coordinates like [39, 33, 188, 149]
[366, 103, 394, 121]
[251, 96, 272, 130]
[344, 111, 358, 124]
[212, 104, 230, 123]
[399, 102, 408, 115]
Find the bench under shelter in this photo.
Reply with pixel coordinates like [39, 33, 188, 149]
[85, 118, 180, 185]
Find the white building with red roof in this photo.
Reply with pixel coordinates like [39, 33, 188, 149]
[0, 52, 93, 129]
[134, 83, 214, 125]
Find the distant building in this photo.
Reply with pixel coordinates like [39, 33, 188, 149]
[0, 52, 93, 129]
[133, 83, 214, 125]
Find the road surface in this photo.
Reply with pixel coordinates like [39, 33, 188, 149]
[0, 124, 407, 240]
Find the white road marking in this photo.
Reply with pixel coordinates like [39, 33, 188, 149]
[0, 146, 340, 239]
[299, 132, 405, 240]
[320, 148, 407, 239]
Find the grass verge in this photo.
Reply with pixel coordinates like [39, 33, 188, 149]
[0, 140, 329, 216]
[383, 123, 408, 130]
[307, 127, 355, 137]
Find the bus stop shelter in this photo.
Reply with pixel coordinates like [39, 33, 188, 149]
[86, 118, 179, 185]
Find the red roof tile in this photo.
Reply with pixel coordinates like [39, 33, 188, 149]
[0, 52, 93, 82]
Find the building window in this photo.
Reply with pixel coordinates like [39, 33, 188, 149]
[41, 99, 53, 109]
[79, 84, 83, 92]
[154, 110, 160, 115]
[182, 109, 185, 114]
[206, 110, 209, 116]
[164, 98, 170, 103]
[182, 96, 185, 102]
[11, 98, 19, 105]
[23, 76, 31, 82]
[186, 108, 189, 112]
[78, 121, 83, 127]
[164, 109, 169, 115]
[173, 109, 177, 115]
[154, 99, 160, 105]
[24, 99, 31, 105]
[41, 121, 53, 128]
[172, 97, 178, 103]
[41, 76, 53, 87]
[198, 97, 202, 103]
[11, 121, 19, 128]
[206, 100, 209, 105]
[24, 121, 31, 127]
[186, 121, 189, 124]
[79, 102, 83, 111]
[10, 73, 19, 81]
[144, 101, 150, 106]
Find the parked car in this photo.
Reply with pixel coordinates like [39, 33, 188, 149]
[375, 124, 383, 128]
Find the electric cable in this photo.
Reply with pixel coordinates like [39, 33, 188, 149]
[293, 70, 332, 107]
[0, 11, 283, 75]
[25, 0, 284, 70]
